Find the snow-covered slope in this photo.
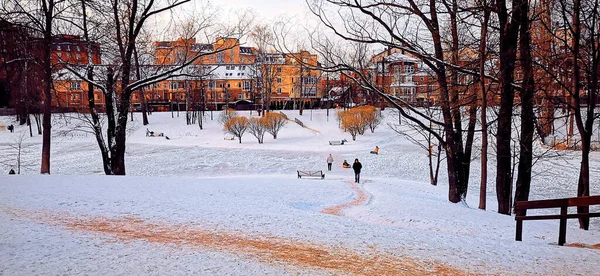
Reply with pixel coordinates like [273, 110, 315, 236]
[0, 110, 598, 275]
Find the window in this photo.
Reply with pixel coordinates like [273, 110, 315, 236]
[276, 67, 282, 73]
[219, 83, 224, 88]
[76, 53, 81, 60]
[70, 81, 81, 90]
[302, 76, 316, 85]
[277, 78, 282, 84]
[170, 82, 179, 90]
[238, 82, 241, 88]
[302, 87, 316, 97]
[277, 88, 282, 94]
[420, 76, 424, 81]
[227, 83, 230, 88]
[216, 52, 225, 63]
[96, 94, 100, 100]
[57, 52, 62, 58]
[244, 81, 251, 90]
[238, 94, 243, 100]
[209, 81, 216, 89]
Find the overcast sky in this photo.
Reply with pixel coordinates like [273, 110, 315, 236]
[219, 0, 311, 22]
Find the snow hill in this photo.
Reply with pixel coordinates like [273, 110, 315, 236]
[0, 109, 599, 275]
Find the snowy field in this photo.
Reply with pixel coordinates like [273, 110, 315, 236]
[0, 109, 599, 275]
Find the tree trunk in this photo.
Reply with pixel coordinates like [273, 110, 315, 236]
[87, 68, 113, 175]
[40, 1, 54, 174]
[577, 137, 590, 229]
[478, 5, 490, 210]
[495, 0, 522, 215]
[514, 0, 535, 212]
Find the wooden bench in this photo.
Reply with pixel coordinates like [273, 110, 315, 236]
[329, 139, 347, 146]
[297, 170, 325, 179]
[515, 195, 600, 245]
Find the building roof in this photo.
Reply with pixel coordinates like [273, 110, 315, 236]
[384, 53, 420, 63]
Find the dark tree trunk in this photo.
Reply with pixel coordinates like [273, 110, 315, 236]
[514, 0, 535, 213]
[479, 7, 491, 210]
[40, 0, 54, 174]
[87, 68, 112, 175]
[495, 0, 523, 215]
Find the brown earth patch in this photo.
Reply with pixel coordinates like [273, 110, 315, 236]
[565, 243, 600, 250]
[2, 207, 484, 275]
[321, 180, 369, 216]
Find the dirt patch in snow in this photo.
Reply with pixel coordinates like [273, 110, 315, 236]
[321, 180, 369, 216]
[565, 243, 600, 250]
[3, 207, 484, 275]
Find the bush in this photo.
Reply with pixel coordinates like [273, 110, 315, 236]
[224, 116, 249, 143]
[264, 112, 288, 139]
[337, 106, 379, 140]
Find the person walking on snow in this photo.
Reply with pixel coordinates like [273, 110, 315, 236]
[326, 154, 334, 171]
[352, 158, 362, 183]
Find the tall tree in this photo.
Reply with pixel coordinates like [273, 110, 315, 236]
[68, 0, 252, 175]
[306, 0, 484, 203]
[1, 0, 68, 174]
[514, 0, 536, 212]
[494, 0, 526, 215]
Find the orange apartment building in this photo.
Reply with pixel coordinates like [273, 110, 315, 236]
[50, 35, 102, 110]
[132, 37, 322, 111]
[370, 48, 438, 105]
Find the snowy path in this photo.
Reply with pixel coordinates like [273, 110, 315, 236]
[322, 180, 371, 216]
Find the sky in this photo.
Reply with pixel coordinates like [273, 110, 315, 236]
[1, 109, 599, 275]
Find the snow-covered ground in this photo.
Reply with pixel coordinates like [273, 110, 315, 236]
[1, 109, 599, 275]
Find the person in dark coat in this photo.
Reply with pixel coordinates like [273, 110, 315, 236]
[352, 158, 362, 183]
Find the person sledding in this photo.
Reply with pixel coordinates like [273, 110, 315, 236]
[342, 160, 350, 168]
[370, 146, 379, 155]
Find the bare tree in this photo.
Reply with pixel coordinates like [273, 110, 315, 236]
[305, 0, 488, 203]
[264, 112, 287, 139]
[1, 0, 71, 174]
[65, 0, 252, 175]
[533, 0, 600, 228]
[250, 25, 280, 115]
[0, 130, 36, 174]
[224, 116, 249, 143]
[248, 116, 267, 143]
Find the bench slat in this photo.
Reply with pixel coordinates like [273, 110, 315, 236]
[515, 195, 600, 210]
[516, 212, 600, 221]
